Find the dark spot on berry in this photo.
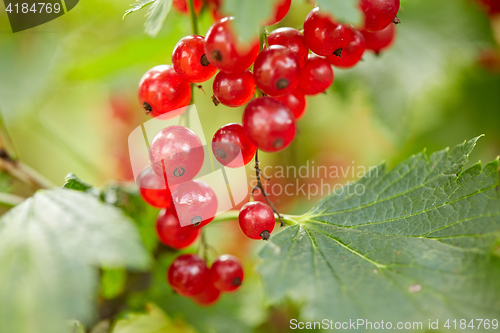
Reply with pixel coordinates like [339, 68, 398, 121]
[276, 78, 289, 90]
[260, 230, 270, 241]
[232, 277, 242, 286]
[216, 148, 226, 159]
[273, 138, 284, 149]
[173, 167, 185, 177]
[333, 48, 343, 57]
[200, 54, 210, 66]
[393, 16, 401, 24]
[211, 95, 220, 106]
[212, 50, 222, 62]
[191, 215, 202, 226]
[143, 102, 152, 115]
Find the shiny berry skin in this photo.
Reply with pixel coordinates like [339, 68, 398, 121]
[327, 29, 366, 68]
[242, 97, 296, 152]
[172, 0, 203, 15]
[136, 166, 171, 208]
[303, 8, 352, 57]
[263, 0, 292, 25]
[149, 125, 204, 185]
[361, 24, 396, 54]
[212, 123, 257, 168]
[298, 55, 334, 95]
[192, 281, 221, 306]
[171, 180, 218, 229]
[168, 254, 208, 297]
[273, 88, 307, 120]
[238, 202, 275, 240]
[156, 209, 200, 249]
[210, 255, 244, 292]
[268, 27, 309, 67]
[253, 45, 301, 97]
[360, 0, 400, 32]
[173, 35, 217, 83]
[138, 65, 191, 118]
[204, 17, 260, 73]
[213, 70, 255, 107]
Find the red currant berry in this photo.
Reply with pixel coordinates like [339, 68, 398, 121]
[253, 45, 301, 97]
[298, 55, 334, 95]
[171, 180, 218, 229]
[191, 281, 221, 306]
[263, 0, 292, 25]
[149, 125, 204, 185]
[360, 0, 400, 32]
[327, 29, 366, 69]
[172, 0, 203, 15]
[477, 0, 500, 15]
[137, 166, 171, 208]
[273, 88, 307, 120]
[168, 254, 208, 297]
[173, 35, 217, 83]
[138, 65, 191, 118]
[204, 17, 260, 73]
[213, 70, 255, 107]
[238, 201, 275, 240]
[303, 7, 352, 57]
[210, 255, 244, 292]
[268, 27, 309, 67]
[212, 123, 256, 168]
[243, 97, 296, 152]
[156, 209, 200, 249]
[361, 24, 396, 54]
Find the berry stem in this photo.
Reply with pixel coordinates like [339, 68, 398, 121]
[252, 149, 285, 227]
[186, 0, 199, 35]
[211, 209, 299, 226]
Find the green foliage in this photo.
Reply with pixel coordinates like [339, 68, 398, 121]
[0, 189, 149, 333]
[316, 0, 362, 25]
[259, 138, 500, 328]
[101, 268, 127, 300]
[144, 0, 174, 37]
[0, 172, 12, 193]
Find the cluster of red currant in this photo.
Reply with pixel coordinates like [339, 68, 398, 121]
[136, 0, 401, 306]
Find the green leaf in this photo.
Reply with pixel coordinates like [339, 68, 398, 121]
[258, 137, 500, 327]
[221, 0, 276, 42]
[112, 303, 196, 333]
[123, 0, 156, 19]
[100, 268, 127, 300]
[0, 189, 149, 333]
[63, 173, 98, 195]
[316, 0, 362, 25]
[144, 0, 174, 38]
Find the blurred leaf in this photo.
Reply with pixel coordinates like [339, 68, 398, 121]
[124, 0, 156, 19]
[145, 0, 174, 38]
[112, 303, 196, 333]
[101, 268, 127, 300]
[259, 138, 500, 326]
[68, 320, 86, 333]
[0, 172, 12, 193]
[0, 189, 149, 333]
[221, 0, 276, 41]
[316, 0, 362, 25]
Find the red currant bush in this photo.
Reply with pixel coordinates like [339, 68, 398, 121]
[327, 29, 366, 69]
[303, 7, 352, 57]
[204, 17, 260, 73]
[171, 180, 218, 229]
[298, 55, 334, 95]
[273, 88, 307, 120]
[136, 165, 171, 208]
[149, 125, 204, 185]
[238, 201, 275, 240]
[243, 97, 296, 152]
[173, 35, 217, 83]
[172, 0, 203, 15]
[168, 254, 209, 297]
[212, 123, 257, 168]
[361, 24, 396, 54]
[210, 254, 244, 292]
[360, 0, 400, 32]
[253, 45, 301, 97]
[263, 0, 292, 25]
[212, 70, 255, 107]
[156, 209, 200, 249]
[191, 281, 221, 306]
[268, 27, 309, 67]
[138, 65, 191, 117]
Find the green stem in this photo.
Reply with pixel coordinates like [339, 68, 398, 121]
[0, 192, 25, 208]
[186, 0, 199, 35]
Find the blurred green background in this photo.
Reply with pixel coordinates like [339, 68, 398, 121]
[0, 0, 499, 331]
